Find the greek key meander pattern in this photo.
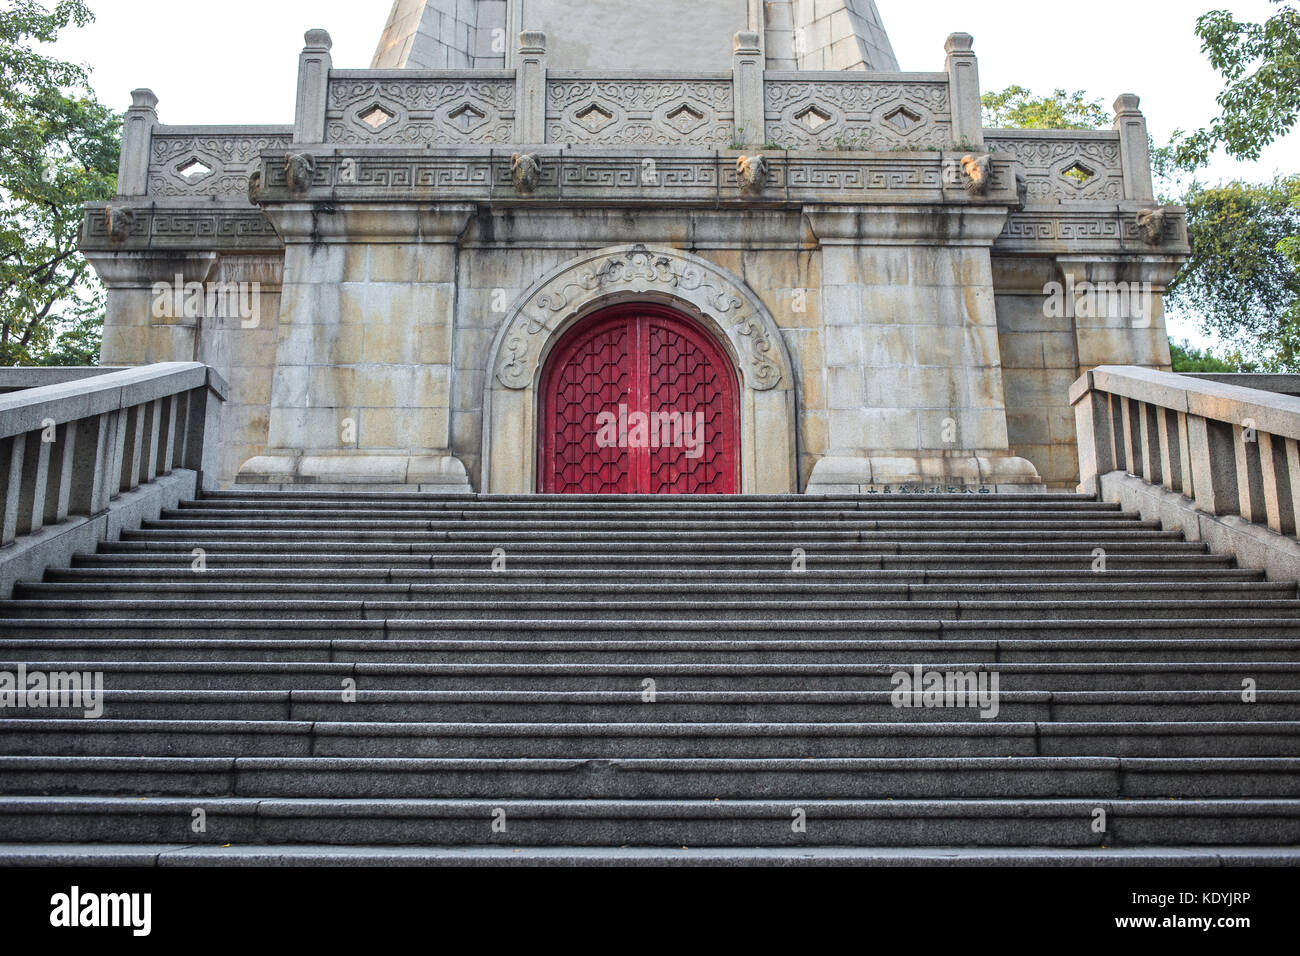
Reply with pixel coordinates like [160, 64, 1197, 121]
[764, 80, 952, 150]
[82, 207, 284, 250]
[149, 132, 291, 199]
[997, 210, 1186, 246]
[325, 78, 516, 145]
[261, 152, 963, 197]
[546, 79, 735, 147]
[986, 132, 1124, 202]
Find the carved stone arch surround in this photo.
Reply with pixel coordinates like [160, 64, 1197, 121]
[483, 244, 799, 494]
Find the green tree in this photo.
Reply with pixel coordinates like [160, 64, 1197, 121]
[1166, 176, 1300, 370]
[981, 86, 1112, 130]
[0, 0, 120, 366]
[1174, 0, 1300, 168]
[1168, 337, 1256, 373]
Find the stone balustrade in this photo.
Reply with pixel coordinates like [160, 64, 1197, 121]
[1072, 366, 1300, 537]
[0, 363, 226, 550]
[108, 29, 1152, 209]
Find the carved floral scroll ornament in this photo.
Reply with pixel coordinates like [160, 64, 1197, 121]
[495, 245, 784, 392]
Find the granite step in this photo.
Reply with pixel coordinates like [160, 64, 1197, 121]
[2, 756, 1295, 800]
[0, 797, 1297, 847]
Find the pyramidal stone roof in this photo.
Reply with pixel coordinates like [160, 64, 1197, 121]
[372, 0, 899, 73]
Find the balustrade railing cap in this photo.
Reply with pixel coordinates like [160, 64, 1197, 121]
[0, 363, 227, 440]
[1073, 365, 1300, 442]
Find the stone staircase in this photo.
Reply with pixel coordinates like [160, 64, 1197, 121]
[1, 491, 1299, 865]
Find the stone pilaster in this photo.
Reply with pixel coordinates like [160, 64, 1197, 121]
[1057, 255, 1179, 376]
[239, 202, 475, 491]
[86, 252, 218, 367]
[804, 204, 1041, 493]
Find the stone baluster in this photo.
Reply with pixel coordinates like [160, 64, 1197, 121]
[294, 29, 333, 144]
[945, 33, 983, 150]
[516, 32, 548, 144]
[117, 89, 159, 198]
[1113, 94, 1155, 203]
[1235, 423, 1268, 524]
[733, 32, 765, 148]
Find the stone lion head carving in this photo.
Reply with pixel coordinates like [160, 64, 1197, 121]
[959, 154, 992, 197]
[1136, 206, 1168, 246]
[246, 163, 264, 203]
[103, 205, 135, 244]
[511, 153, 541, 196]
[736, 155, 767, 196]
[284, 152, 316, 195]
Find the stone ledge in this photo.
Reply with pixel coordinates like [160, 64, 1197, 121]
[807, 455, 1045, 495]
[1097, 471, 1300, 585]
[237, 454, 472, 493]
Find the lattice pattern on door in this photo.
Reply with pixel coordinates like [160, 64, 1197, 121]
[548, 323, 631, 495]
[647, 320, 731, 494]
[539, 305, 739, 494]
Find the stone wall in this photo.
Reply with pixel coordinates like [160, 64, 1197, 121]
[377, 0, 901, 74]
[373, 0, 484, 70]
[81, 31, 1188, 494]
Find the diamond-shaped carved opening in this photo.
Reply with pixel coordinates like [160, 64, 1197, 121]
[883, 106, 922, 132]
[448, 103, 487, 132]
[665, 103, 705, 133]
[574, 103, 615, 133]
[359, 105, 395, 130]
[1062, 161, 1097, 185]
[796, 105, 832, 131]
[176, 158, 212, 180]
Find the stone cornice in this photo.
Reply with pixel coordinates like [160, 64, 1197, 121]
[251, 147, 1019, 207]
[81, 203, 283, 254]
[803, 204, 1011, 246]
[994, 204, 1190, 256]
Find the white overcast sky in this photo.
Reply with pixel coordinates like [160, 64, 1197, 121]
[45, 0, 1300, 348]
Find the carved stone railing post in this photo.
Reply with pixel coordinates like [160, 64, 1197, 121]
[117, 89, 159, 198]
[516, 32, 548, 144]
[1256, 433, 1293, 534]
[1, 433, 26, 545]
[1186, 415, 1239, 516]
[1284, 439, 1300, 534]
[1114, 94, 1154, 203]
[944, 33, 983, 150]
[733, 31, 765, 148]
[1072, 372, 1116, 496]
[181, 379, 224, 493]
[1235, 423, 1268, 524]
[294, 29, 333, 144]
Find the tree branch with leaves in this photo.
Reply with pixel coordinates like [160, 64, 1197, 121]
[0, 0, 121, 366]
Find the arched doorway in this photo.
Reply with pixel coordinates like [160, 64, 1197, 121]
[538, 303, 740, 494]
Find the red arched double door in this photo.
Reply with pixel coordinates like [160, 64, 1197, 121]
[539, 304, 740, 494]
